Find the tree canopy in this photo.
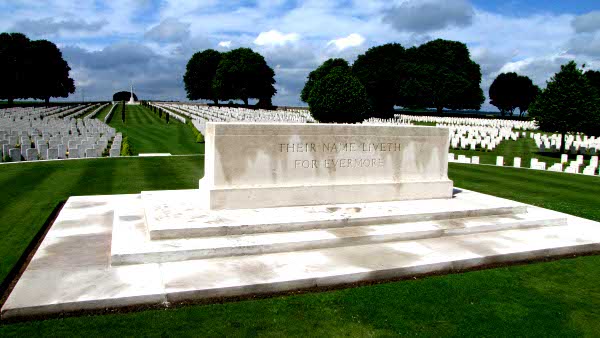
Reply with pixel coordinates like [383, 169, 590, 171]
[183, 49, 222, 104]
[489, 72, 540, 117]
[307, 67, 371, 123]
[529, 61, 600, 153]
[398, 39, 485, 114]
[585, 69, 600, 95]
[212, 48, 276, 106]
[352, 43, 406, 117]
[301, 58, 349, 103]
[0, 32, 75, 105]
[113, 91, 138, 101]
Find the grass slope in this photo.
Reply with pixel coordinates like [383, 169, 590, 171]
[0, 159, 599, 335]
[108, 105, 203, 155]
[94, 103, 114, 121]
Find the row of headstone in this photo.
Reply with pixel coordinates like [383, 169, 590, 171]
[152, 103, 317, 130]
[532, 133, 599, 155]
[448, 153, 599, 176]
[396, 114, 538, 130]
[1, 105, 118, 163]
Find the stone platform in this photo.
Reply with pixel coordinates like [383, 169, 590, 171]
[3, 188, 600, 319]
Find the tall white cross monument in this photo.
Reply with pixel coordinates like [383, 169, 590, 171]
[127, 82, 139, 105]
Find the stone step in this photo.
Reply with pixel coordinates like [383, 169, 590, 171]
[141, 189, 529, 239]
[111, 206, 567, 265]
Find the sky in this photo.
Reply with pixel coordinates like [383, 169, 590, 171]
[1, 0, 600, 111]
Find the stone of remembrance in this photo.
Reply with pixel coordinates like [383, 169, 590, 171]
[3, 122, 600, 319]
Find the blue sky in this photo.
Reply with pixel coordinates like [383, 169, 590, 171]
[1, 0, 599, 111]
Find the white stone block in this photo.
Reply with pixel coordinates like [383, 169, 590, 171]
[200, 123, 453, 209]
[513, 157, 521, 168]
[471, 156, 479, 164]
[561, 154, 568, 163]
[496, 156, 504, 166]
[110, 149, 120, 157]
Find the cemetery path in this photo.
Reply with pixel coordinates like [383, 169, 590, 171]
[106, 105, 203, 155]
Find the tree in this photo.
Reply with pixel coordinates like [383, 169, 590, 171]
[516, 78, 540, 117]
[398, 39, 484, 114]
[183, 49, 222, 104]
[352, 43, 407, 117]
[113, 91, 137, 101]
[307, 67, 371, 123]
[0, 33, 30, 105]
[213, 48, 276, 106]
[585, 70, 600, 94]
[301, 58, 349, 103]
[489, 72, 539, 117]
[529, 61, 600, 153]
[28, 39, 75, 105]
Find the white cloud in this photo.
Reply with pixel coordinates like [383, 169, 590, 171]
[383, 0, 474, 33]
[218, 41, 232, 48]
[254, 30, 300, 46]
[572, 11, 600, 34]
[327, 33, 365, 51]
[145, 18, 191, 43]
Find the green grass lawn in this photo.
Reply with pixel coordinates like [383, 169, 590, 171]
[0, 159, 599, 336]
[94, 103, 114, 121]
[107, 104, 203, 155]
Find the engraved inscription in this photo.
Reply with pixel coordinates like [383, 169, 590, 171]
[279, 142, 401, 169]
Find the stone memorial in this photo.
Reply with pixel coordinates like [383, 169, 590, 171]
[4, 122, 600, 320]
[200, 123, 453, 209]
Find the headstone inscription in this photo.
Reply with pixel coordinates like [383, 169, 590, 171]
[200, 123, 453, 210]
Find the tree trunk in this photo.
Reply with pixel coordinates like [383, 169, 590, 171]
[560, 132, 567, 154]
[243, 98, 249, 106]
[45, 97, 50, 106]
[213, 99, 218, 105]
[436, 105, 443, 114]
[7, 97, 14, 107]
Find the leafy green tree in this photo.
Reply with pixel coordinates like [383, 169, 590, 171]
[183, 49, 222, 104]
[0, 33, 31, 105]
[301, 58, 349, 103]
[352, 43, 407, 117]
[28, 39, 75, 105]
[307, 67, 371, 123]
[516, 77, 540, 117]
[213, 48, 276, 106]
[398, 39, 484, 114]
[113, 91, 137, 101]
[585, 69, 600, 94]
[529, 61, 600, 153]
[489, 72, 539, 117]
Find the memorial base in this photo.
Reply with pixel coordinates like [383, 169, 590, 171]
[199, 178, 454, 209]
[3, 188, 600, 319]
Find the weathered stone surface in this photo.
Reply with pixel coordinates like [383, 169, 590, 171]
[9, 148, 21, 162]
[25, 148, 38, 161]
[201, 123, 453, 209]
[47, 148, 59, 160]
[3, 190, 600, 319]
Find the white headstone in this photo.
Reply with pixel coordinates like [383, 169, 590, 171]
[496, 156, 504, 166]
[513, 157, 521, 168]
